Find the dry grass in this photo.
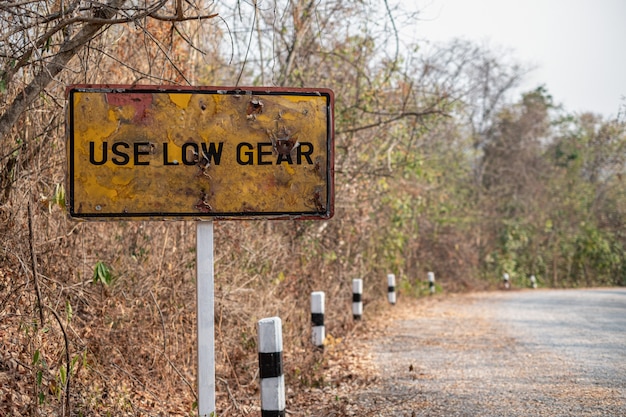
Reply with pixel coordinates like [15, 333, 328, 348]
[0, 197, 397, 416]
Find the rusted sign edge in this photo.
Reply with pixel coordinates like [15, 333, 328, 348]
[65, 85, 335, 221]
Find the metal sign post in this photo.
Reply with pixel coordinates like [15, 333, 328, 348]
[196, 221, 215, 416]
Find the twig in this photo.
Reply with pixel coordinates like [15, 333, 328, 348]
[155, 225, 169, 281]
[47, 306, 71, 417]
[222, 343, 242, 389]
[110, 362, 161, 401]
[27, 201, 44, 327]
[382, 0, 399, 84]
[216, 376, 242, 412]
[158, 349, 197, 405]
[235, 0, 258, 86]
[149, 289, 166, 353]
[336, 109, 448, 135]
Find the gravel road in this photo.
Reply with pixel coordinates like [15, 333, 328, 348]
[346, 289, 626, 416]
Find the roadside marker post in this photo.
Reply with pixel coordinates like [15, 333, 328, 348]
[257, 317, 286, 417]
[311, 291, 325, 349]
[503, 273, 510, 289]
[530, 275, 537, 289]
[352, 278, 363, 320]
[387, 274, 396, 305]
[65, 85, 334, 416]
[428, 271, 435, 295]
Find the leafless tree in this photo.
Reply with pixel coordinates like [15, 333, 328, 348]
[0, 0, 217, 140]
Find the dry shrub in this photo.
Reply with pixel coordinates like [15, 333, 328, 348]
[0, 193, 378, 416]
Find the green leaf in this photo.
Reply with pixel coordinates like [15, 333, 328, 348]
[93, 261, 113, 285]
[65, 300, 73, 322]
[53, 183, 66, 209]
[59, 366, 67, 386]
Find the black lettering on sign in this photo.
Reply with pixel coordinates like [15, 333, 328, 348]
[89, 142, 107, 165]
[182, 142, 199, 166]
[201, 142, 223, 165]
[111, 142, 130, 165]
[297, 142, 314, 165]
[257, 142, 273, 166]
[164, 142, 223, 166]
[133, 142, 150, 166]
[276, 152, 293, 165]
[237, 142, 254, 165]
[87, 141, 315, 167]
[163, 143, 178, 165]
[236, 141, 316, 165]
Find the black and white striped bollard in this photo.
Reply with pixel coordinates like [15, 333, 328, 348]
[387, 274, 396, 305]
[503, 273, 510, 290]
[352, 278, 363, 320]
[257, 317, 285, 417]
[428, 271, 435, 295]
[530, 275, 537, 289]
[311, 291, 325, 348]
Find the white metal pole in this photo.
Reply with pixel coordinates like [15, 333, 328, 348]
[196, 221, 215, 417]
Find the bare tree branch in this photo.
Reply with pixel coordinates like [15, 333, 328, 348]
[337, 108, 449, 135]
[0, 0, 218, 141]
[0, 0, 128, 140]
[277, 0, 316, 86]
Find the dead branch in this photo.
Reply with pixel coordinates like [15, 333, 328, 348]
[0, 0, 218, 143]
[47, 306, 71, 417]
[27, 201, 44, 327]
[0, 0, 129, 141]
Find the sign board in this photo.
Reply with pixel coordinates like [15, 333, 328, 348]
[66, 85, 334, 220]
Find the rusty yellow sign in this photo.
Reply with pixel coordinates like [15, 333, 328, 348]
[66, 85, 334, 220]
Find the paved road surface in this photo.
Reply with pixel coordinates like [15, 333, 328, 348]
[353, 289, 626, 416]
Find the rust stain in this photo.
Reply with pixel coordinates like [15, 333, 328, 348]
[310, 188, 325, 212]
[105, 93, 153, 124]
[194, 192, 213, 213]
[268, 125, 299, 156]
[246, 98, 264, 119]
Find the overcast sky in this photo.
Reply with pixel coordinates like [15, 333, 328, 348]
[401, 0, 626, 118]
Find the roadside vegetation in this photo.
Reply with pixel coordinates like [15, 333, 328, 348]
[1, 1, 624, 415]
